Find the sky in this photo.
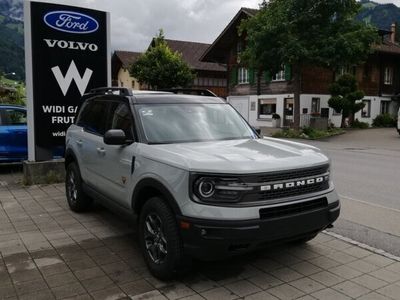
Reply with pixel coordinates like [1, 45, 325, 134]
[34, 0, 400, 52]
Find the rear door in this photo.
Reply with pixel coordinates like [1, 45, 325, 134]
[0, 107, 27, 161]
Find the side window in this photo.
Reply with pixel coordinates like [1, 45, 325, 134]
[106, 102, 134, 139]
[0, 109, 27, 125]
[76, 100, 109, 135]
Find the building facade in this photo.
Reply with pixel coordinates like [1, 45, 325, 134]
[112, 40, 228, 97]
[111, 51, 142, 90]
[161, 39, 227, 97]
[201, 8, 400, 128]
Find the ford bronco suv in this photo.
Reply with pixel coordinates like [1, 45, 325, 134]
[65, 87, 340, 279]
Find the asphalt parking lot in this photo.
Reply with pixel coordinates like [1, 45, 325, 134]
[296, 128, 400, 257]
[1, 166, 400, 299]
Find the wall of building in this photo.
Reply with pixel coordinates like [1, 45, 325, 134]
[117, 68, 140, 90]
[229, 93, 397, 129]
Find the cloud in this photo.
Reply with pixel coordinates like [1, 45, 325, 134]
[34, 0, 260, 51]
[28, 0, 400, 51]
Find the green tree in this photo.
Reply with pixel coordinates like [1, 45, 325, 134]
[240, 0, 377, 129]
[130, 30, 194, 90]
[328, 74, 365, 127]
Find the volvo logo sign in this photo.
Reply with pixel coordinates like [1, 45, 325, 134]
[44, 11, 99, 34]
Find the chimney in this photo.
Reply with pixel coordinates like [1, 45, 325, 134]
[391, 23, 396, 44]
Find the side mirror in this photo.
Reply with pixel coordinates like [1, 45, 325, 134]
[104, 129, 128, 145]
[253, 127, 261, 135]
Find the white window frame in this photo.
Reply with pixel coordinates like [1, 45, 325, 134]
[384, 67, 393, 85]
[258, 99, 277, 119]
[272, 69, 285, 82]
[380, 101, 390, 114]
[238, 67, 249, 84]
[361, 100, 371, 118]
[311, 98, 320, 114]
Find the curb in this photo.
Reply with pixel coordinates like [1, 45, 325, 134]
[323, 230, 400, 262]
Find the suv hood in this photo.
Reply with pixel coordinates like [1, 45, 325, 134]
[140, 138, 329, 173]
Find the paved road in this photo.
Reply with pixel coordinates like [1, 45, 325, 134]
[295, 128, 400, 256]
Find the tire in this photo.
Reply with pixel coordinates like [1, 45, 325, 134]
[139, 197, 186, 280]
[65, 162, 92, 212]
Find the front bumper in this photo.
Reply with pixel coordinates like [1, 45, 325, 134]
[178, 199, 340, 260]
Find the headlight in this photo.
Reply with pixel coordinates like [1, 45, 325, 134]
[198, 178, 215, 198]
[191, 175, 253, 204]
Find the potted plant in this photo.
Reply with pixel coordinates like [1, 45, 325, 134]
[272, 113, 281, 128]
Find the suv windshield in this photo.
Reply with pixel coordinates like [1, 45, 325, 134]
[136, 103, 257, 144]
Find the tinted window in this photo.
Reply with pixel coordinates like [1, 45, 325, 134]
[0, 109, 27, 125]
[76, 100, 109, 135]
[106, 102, 134, 139]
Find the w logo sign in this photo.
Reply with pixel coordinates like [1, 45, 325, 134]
[51, 60, 93, 96]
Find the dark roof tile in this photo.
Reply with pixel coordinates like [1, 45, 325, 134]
[114, 50, 142, 68]
[164, 39, 226, 72]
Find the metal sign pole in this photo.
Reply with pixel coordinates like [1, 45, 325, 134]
[24, 1, 35, 161]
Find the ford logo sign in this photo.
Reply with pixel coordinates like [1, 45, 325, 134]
[44, 11, 99, 34]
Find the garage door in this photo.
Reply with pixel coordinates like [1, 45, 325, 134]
[229, 97, 249, 121]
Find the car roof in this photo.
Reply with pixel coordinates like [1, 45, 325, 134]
[0, 104, 26, 110]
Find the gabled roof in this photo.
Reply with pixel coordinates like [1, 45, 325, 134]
[201, 7, 258, 63]
[163, 39, 226, 72]
[374, 40, 400, 55]
[113, 50, 142, 69]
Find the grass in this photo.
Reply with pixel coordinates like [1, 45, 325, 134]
[272, 127, 345, 140]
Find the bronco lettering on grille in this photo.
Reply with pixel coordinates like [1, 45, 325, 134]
[260, 175, 329, 192]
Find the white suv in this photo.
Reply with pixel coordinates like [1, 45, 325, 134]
[65, 88, 340, 279]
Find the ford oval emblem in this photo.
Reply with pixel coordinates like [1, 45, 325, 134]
[44, 10, 99, 34]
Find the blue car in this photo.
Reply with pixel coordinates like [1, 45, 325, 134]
[0, 105, 28, 162]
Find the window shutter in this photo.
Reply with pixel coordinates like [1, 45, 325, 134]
[264, 70, 272, 83]
[249, 68, 255, 85]
[230, 66, 238, 86]
[284, 64, 292, 81]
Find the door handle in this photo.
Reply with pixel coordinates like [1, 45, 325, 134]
[76, 140, 83, 146]
[96, 147, 106, 155]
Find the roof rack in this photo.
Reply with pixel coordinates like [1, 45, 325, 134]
[88, 87, 133, 96]
[161, 88, 218, 97]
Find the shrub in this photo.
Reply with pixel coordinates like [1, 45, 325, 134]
[272, 113, 281, 119]
[372, 113, 397, 127]
[351, 119, 369, 129]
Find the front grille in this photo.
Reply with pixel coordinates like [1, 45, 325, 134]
[240, 164, 330, 203]
[244, 164, 329, 183]
[259, 198, 328, 219]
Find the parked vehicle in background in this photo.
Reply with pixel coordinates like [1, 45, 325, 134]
[0, 105, 27, 162]
[65, 87, 340, 280]
[397, 107, 400, 135]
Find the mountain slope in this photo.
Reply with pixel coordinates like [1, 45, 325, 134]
[358, 0, 400, 30]
[0, 0, 24, 81]
[0, 14, 24, 80]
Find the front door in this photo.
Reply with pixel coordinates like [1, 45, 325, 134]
[283, 98, 294, 127]
[97, 101, 137, 209]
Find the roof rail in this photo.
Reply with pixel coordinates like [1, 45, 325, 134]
[161, 88, 218, 97]
[88, 87, 133, 96]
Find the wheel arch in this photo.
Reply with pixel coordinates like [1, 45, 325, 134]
[64, 148, 78, 169]
[132, 178, 182, 216]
